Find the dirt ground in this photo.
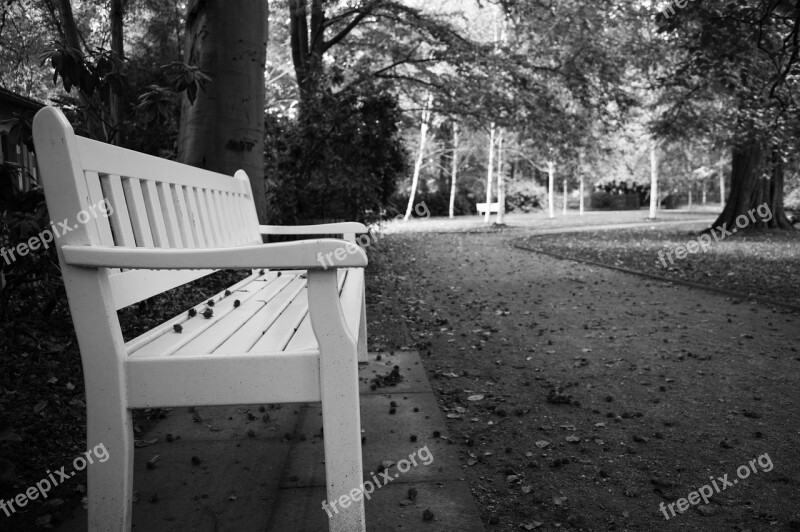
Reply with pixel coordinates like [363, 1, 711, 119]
[365, 225, 800, 531]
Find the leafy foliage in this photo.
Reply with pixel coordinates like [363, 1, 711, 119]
[264, 84, 406, 223]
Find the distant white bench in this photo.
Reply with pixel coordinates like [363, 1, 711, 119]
[33, 106, 367, 532]
[476, 202, 500, 215]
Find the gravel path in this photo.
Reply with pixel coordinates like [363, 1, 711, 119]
[366, 229, 800, 531]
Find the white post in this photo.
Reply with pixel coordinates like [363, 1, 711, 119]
[404, 94, 433, 221]
[484, 124, 496, 223]
[649, 140, 659, 219]
[579, 174, 584, 215]
[562, 178, 567, 215]
[547, 160, 555, 219]
[496, 128, 505, 224]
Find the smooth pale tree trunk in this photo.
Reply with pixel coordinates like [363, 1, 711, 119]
[709, 140, 794, 230]
[719, 156, 725, 205]
[496, 128, 505, 224]
[484, 124, 496, 223]
[649, 140, 659, 219]
[702, 181, 707, 204]
[579, 175, 584, 215]
[562, 178, 567, 215]
[178, 0, 269, 223]
[688, 187, 693, 210]
[547, 160, 555, 218]
[404, 94, 433, 221]
[449, 122, 458, 218]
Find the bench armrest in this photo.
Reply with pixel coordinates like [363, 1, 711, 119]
[259, 222, 367, 236]
[60, 239, 367, 270]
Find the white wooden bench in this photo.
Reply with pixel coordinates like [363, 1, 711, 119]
[32, 106, 368, 532]
[476, 201, 500, 215]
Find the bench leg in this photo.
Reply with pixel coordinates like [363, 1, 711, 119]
[86, 389, 134, 531]
[308, 270, 366, 532]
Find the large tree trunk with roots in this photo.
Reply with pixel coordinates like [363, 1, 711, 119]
[709, 139, 794, 230]
[177, 0, 269, 223]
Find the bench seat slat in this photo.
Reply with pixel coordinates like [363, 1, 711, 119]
[251, 270, 348, 353]
[124, 271, 271, 352]
[127, 272, 282, 358]
[211, 276, 307, 354]
[173, 274, 296, 356]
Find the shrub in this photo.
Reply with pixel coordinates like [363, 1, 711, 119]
[264, 86, 406, 224]
[505, 181, 547, 212]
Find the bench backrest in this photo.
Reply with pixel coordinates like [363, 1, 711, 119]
[33, 106, 262, 309]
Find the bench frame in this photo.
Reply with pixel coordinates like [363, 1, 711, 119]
[33, 106, 368, 532]
[476, 201, 500, 215]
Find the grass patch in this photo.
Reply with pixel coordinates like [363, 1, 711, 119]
[517, 227, 800, 308]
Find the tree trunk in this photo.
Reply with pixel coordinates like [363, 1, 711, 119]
[289, 0, 324, 115]
[109, 0, 124, 146]
[702, 181, 707, 204]
[547, 160, 555, 218]
[562, 178, 568, 215]
[688, 187, 692, 210]
[649, 140, 659, 219]
[404, 94, 433, 221]
[449, 122, 458, 218]
[177, 0, 269, 223]
[55, 0, 104, 139]
[719, 156, 726, 204]
[496, 128, 505, 224]
[708, 140, 794, 230]
[579, 174, 584, 215]
[484, 124, 495, 223]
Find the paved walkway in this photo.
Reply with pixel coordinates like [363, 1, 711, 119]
[56, 351, 484, 531]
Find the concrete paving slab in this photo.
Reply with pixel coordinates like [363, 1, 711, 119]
[359, 351, 431, 395]
[267, 480, 483, 532]
[55, 352, 484, 531]
[281, 394, 462, 488]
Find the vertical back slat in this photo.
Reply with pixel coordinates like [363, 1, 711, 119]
[122, 177, 155, 248]
[142, 180, 170, 247]
[158, 182, 183, 248]
[84, 171, 115, 246]
[172, 185, 196, 248]
[184, 187, 207, 248]
[102, 174, 136, 247]
[230, 193, 248, 243]
[200, 188, 223, 246]
[207, 190, 233, 246]
[220, 192, 239, 244]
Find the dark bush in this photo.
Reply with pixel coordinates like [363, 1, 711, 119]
[264, 85, 406, 224]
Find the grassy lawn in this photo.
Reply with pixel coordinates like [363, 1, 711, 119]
[516, 226, 800, 309]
